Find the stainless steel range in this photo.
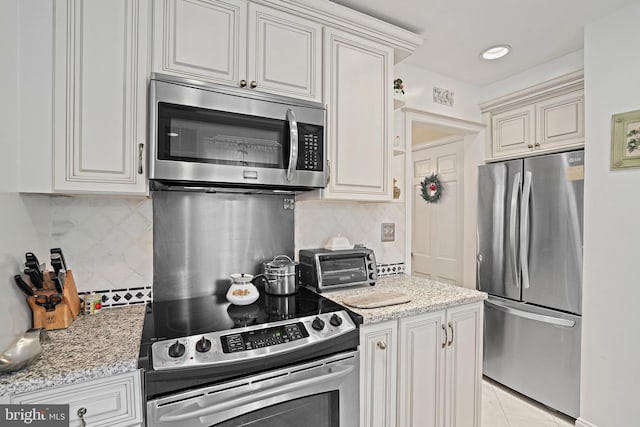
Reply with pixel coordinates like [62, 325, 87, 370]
[139, 286, 361, 426]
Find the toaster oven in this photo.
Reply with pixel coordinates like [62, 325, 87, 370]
[298, 247, 377, 292]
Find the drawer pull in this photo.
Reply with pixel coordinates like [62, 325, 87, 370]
[448, 322, 454, 346]
[376, 341, 387, 350]
[441, 324, 447, 348]
[77, 407, 87, 427]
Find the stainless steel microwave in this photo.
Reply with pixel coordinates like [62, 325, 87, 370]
[149, 74, 327, 190]
[298, 247, 378, 292]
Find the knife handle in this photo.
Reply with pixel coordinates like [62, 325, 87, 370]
[25, 260, 43, 279]
[50, 248, 67, 270]
[25, 252, 41, 266]
[14, 275, 35, 296]
[52, 276, 64, 294]
[51, 254, 64, 276]
[24, 268, 44, 289]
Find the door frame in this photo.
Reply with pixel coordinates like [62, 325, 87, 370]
[403, 109, 485, 288]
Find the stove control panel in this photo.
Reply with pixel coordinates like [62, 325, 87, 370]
[221, 322, 309, 353]
[151, 310, 357, 370]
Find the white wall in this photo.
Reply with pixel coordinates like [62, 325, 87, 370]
[578, 3, 640, 427]
[480, 49, 584, 103]
[0, 0, 52, 350]
[395, 62, 482, 122]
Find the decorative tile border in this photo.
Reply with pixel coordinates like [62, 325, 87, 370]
[377, 262, 405, 277]
[79, 286, 152, 308]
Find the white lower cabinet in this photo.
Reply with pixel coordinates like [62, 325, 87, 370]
[361, 302, 483, 427]
[360, 320, 398, 427]
[11, 370, 144, 427]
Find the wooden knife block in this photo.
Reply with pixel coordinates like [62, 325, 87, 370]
[26, 270, 82, 330]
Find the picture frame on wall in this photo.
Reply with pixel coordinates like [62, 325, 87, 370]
[611, 109, 640, 170]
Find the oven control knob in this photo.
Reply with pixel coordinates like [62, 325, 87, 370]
[196, 337, 212, 353]
[312, 317, 325, 331]
[168, 341, 185, 358]
[367, 253, 374, 260]
[329, 314, 343, 327]
[369, 272, 377, 280]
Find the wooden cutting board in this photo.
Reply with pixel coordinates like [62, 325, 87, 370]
[342, 291, 411, 309]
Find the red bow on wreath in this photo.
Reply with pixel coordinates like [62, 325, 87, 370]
[420, 173, 443, 203]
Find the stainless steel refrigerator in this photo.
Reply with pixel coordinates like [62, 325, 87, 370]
[477, 150, 584, 418]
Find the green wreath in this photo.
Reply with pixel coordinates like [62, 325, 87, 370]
[420, 173, 443, 203]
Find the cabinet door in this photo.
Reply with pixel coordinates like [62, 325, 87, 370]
[12, 371, 143, 427]
[536, 90, 584, 150]
[54, 0, 149, 194]
[491, 105, 535, 158]
[398, 311, 446, 427]
[247, 4, 322, 101]
[444, 303, 483, 427]
[324, 28, 393, 201]
[153, 0, 247, 86]
[360, 320, 398, 427]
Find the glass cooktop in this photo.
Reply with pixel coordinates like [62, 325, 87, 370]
[140, 287, 361, 343]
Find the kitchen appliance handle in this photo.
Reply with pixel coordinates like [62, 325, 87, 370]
[520, 171, 532, 289]
[158, 364, 354, 423]
[485, 299, 576, 327]
[286, 109, 298, 182]
[509, 172, 521, 289]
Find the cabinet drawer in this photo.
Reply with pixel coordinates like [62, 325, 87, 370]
[11, 371, 143, 427]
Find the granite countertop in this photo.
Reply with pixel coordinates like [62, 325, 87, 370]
[0, 305, 146, 397]
[322, 275, 487, 324]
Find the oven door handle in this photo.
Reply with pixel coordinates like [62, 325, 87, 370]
[158, 363, 355, 424]
[286, 108, 298, 182]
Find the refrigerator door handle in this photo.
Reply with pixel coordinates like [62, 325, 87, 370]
[509, 172, 521, 289]
[520, 171, 532, 289]
[485, 299, 576, 327]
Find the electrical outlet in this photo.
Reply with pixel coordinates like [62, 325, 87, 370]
[381, 223, 395, 242]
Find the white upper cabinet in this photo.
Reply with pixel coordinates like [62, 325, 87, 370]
[53, 0, 149, 194]
[322, 27, 393, 201]
[482, 72, 584, 161]
[153, 0, 322, 101]
[153, 0, 247, 86]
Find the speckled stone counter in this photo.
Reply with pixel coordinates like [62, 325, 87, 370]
[0, 305, 145, 397]
[322, 275, 487, 324]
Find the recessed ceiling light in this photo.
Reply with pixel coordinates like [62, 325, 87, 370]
[481, 45, 511, 60]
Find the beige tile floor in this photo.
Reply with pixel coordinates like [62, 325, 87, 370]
[482, 378, 576, 427]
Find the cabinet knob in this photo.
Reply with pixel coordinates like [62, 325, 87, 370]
[534, 142, 540, 148]
[239, 80, 247, 87]
[250, 80, 257, 88]
[376, 341, 387, 350]
[77, 407, 87, 427]
[527, 144, 534, 149]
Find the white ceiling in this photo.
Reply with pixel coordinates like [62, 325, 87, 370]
[330, 0, 637, 86]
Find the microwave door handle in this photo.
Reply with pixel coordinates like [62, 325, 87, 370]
[286, 109, 299, 182]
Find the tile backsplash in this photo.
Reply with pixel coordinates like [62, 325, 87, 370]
[30, 195, 406, 294]
[295, 200, 406, 264]
[50, 196, 153, 292]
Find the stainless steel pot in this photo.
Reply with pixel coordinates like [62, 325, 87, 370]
[263, 255, 298, 295]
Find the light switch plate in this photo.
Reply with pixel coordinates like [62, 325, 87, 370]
[381, 223, 395, 242]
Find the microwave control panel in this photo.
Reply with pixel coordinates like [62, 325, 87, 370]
[297, 124, 323, 172]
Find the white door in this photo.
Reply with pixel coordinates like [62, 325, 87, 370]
[411, 140, 464, 284]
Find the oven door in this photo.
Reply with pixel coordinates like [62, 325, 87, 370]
[149, 77, 326, 189]
[147, 351, 359, 427]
